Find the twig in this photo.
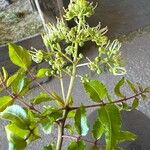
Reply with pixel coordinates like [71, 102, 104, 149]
[69, 91, 146, 110]
[18, 98, 41, 113]
[28, 71, 54, 97]
[60, 72, 65, 100]
[62, 135, 105, 147]
[76, 62, 90, 68]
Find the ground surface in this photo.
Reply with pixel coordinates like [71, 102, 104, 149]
[0, 0, 43, 45]
[1, 0, 150, 149]
[1, 30, 150, 150]
[2, 30, 149, 150]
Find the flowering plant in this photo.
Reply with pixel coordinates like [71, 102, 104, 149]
[0, 0, 150, 149]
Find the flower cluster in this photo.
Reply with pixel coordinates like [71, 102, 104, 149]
[33, 0, 126, 78]
[64, 0, 94, 20]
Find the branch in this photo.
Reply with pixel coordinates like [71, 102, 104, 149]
[68, 90, 147, 111]
[62, 135, 105, 147]
[0, 76, 40, 113]
[28, 71, 54, 98]
[18, 98, 41, 113]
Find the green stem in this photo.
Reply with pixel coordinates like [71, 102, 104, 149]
[60, 72, 65, 101]
[65, 63, 77, 104]
[56, 51, 77, 150]
[56, 17, 82, 150]
[56, 110, 68, 150]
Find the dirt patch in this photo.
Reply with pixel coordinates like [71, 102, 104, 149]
[0, 0, 43, 45]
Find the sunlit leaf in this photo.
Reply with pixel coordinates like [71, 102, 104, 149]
[1, 105, 29, 129]
[27, 127, 40, 143]
[6, 69, 27, 94]
[32, 93, 53, 105]
[2, 67, 8, 81]
[36, 68, 51, 78]
[0, 96, 13, 112]
[6, 124, 28, 150]
[8, 43, 31, 71]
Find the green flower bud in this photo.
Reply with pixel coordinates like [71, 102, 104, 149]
[79, 53, 84, 59]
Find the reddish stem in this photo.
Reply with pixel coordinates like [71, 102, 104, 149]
[62, 135, 105, 147]
[69, 91, 146, 110]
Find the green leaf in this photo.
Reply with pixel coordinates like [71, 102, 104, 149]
[144, 86, 150, 92]
[114, 77, 125, 98]
[41, 109, 62, 125]
[18, 78, 30, 96]
[68, 96, 73, 106]
[118, 131, 137, 142]
[2, 66, 8, 81]
[6, 69, 27, 94]
[48, 111, 62, 123]
[92, 119, 104, 140]
[32, 93, 53, 105]
[0, 96, 13, 112]
[0, 105, 29, 129]
[75, 106, 89, 136]
[8, 141, 27, 150]
[6, 124, 29, 139]
[36, 68, 51, 78]
[43, 145, 53, 150]
[67, 140, 85, 150]
[98, 104, 121, 150]
[141, 94, 147, 100]
[83, 80, 107, 102]
[122, 102, 131, 111]
[89, 145, 100, 150]
[41, 118, 53, 134]
[65, 124, 74, 135]
[7, 70, 20, 87]
[127, 80, 138, 94]
[131, 97, 139, 109]
[51, 92, 64, 106]
[8, 43, 31, 71]
[6, 124, 28, 150]
[27, 127, 40, 143]
[68, 111, 75, 118]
